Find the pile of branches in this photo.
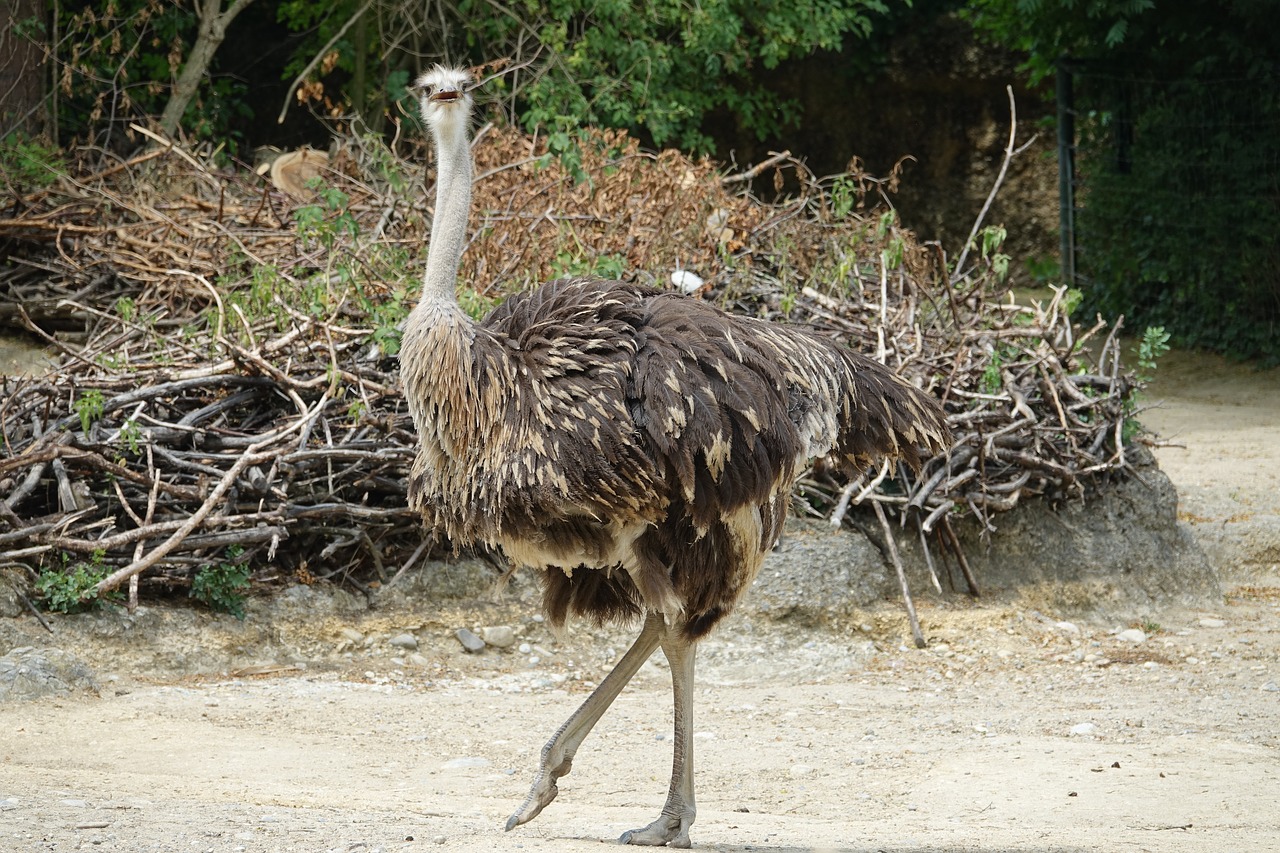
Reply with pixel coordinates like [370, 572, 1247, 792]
[0, 119, 1143, 612]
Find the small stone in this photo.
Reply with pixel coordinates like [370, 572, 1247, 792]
[789, 764, 813, 777]
[432, 836, 448, 845]
[408, 653, 429, 667]
[1199, 618, 1227, 629]
[518, 642, 533, 655]
[389, 633, 418, 650]
[455, 628, 485, 653]
[1116, 629, 1147, 644]
[1070, 722, 1097, 736]
[1055, 621, 1081, 635]
[481, 626, 517, 648]
[338, 627, 364, 643]
[1261, 681, 1279, 693]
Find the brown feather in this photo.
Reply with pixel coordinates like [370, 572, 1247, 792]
[403, 277, 950, 641]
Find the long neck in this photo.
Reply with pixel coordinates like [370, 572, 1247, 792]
[420, 117, 473, 309]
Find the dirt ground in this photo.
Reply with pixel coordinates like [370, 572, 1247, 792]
[1, 349, 1278, 853]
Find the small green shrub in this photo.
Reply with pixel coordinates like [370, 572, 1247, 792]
[36, 552, 113, 614]
[190, 546, 252, 619]
[0, 132, 65, 190]
[73, 389, 106, 433]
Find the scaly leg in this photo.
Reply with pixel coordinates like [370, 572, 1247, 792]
[619, 627, 697, 848]
[506, 612, 666, 831]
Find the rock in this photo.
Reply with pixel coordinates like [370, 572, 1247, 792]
[517, 642, 532, 655]
[480, 626, 516, 648]
[338, 627, 364, 643]
[1116, 629, 1147, 644]
[789, 764, 814, 777]
[0, 569, 27, 618]
[454, 628, 485, 653]
[1070, 722, 1098, 736]
[0, 648, 97, 703]
[388, 633, 419, 650]
[1199, 618, 1227, 629]
[938, 447, 1221, 613]
[748, 521, 890, 624]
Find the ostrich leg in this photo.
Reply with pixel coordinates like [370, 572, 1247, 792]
[619, 627, 697, 848]
[506, 612, 666, 831]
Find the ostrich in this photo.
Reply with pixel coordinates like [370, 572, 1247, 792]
[401, 66, 951, 848]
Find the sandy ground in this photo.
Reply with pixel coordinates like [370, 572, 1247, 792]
[1, 349, 1278, 853]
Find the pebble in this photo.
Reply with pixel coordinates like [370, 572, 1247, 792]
[455, 628, 486, 653]
[481, 626, 517, 648]
[1199, 618, 1227, 629]
[789, 764, 813, 777]
[1055, 621, 1081, 635]
[518, 642, 533, 655]
[1070, 722, 1097, 736]
[408, 653, 430, 667]
[1116, 629, 1147, 644]
[389, 633, 419, 650]
[1262, 681, 1279, 693]
[338, 627, 364, 643]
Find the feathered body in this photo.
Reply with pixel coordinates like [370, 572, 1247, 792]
[400, 65, 950, 847]
[402, 276, 947, 640]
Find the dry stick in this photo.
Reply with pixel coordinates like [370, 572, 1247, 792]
[90, 397, 327, 598]
[720, 150, 793, 186]
[828, 478, 860, 528]
[942, 515, 979, 596]
[277, 0, 376, 125]
[874, 500, 925, 648]
[951, 86, 1038, 284]
[918, 523, 943, 594]
[88, 448, 270, 598]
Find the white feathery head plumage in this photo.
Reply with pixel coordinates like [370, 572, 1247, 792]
[414, 65, 475, 133]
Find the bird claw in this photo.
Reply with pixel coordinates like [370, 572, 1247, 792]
[505, 755, 572, 831]
[619, 813, 692, 848]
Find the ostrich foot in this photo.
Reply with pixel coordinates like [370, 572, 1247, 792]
[505, 753, 571, 831]
[619, 809, 694, 848]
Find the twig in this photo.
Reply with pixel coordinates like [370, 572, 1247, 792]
[90, 396, 327, 598]
[952, 86, 1037, 283]
[721, 150, 794, 186]
[874, 500, 924, 648]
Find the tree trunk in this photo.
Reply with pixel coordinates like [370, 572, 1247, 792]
[157, 0, 256, 138]
[0, 0, 49, 137]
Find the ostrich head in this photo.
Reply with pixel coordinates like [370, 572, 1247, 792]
[414, 65, 475, 137]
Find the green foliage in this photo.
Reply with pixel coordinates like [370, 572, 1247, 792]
[1072, 70, 1279, 362]
[971, 1, 1280, 363]
[216, 168, 419, 356]
[73, 389, 106, 433]
[36, 551, 114, 614]
[460, 0, 895, 151]
[980, 343, 1018, 394]
[0, 133, 65, 190]
[53, 1, 250, 145]
[190, 546, 251, 619]
[550, 249, 628, 281]
[119, 418, 143, 455]
[1134, 325, 1170, 383]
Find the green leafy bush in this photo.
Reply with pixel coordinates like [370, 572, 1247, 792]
[36, 552, 114, 614]
[190, 546, 252, 619]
